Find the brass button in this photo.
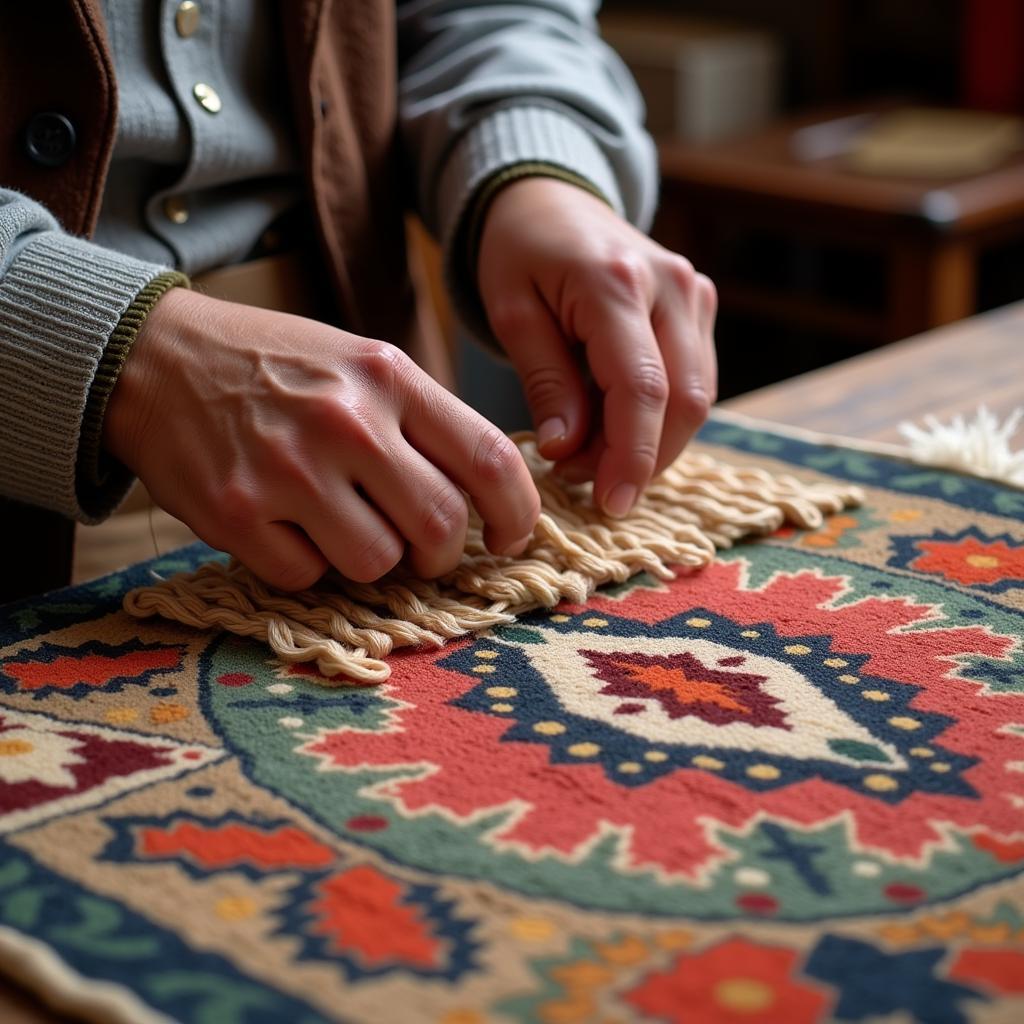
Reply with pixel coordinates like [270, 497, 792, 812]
[175, 1, 200, 37]
[163, 195, 189, 225]
[193, 82, 221, 114]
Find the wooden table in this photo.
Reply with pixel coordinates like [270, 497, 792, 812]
[656, 105, 1024, 347]
[3, 301, 1023, 1024]
[722, 299, 1024, 441]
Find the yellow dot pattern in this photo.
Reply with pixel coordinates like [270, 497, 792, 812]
[533, 721, 566, 736]
[692, 755, 725, 770]
[861, 689, 890, 701]
[568, 742, 600, 757]
[910, 747, 934, 758]
[839, 674, 860, 684]
[687, 617, 711, 628]
[583, 617, 608, 628]
[715, 978, 775, 1013]
[549, 614, 570, 623]
[824, 657, 848, 668]
[888, 716, 920, 731]
[747, 764, 781, 780]
[740, 630, 760, 638]
[784, 644, 811, 655]
[864, 774, 898, 792]
[474, 650, 499, 660]
[508, 917, 556, 942]
[486, 686, 516, 698]
[618, 762, 642, 774]
[472, 664, 496, 674]
[490, 703, 514, 713]
[644, 751, 669, 763]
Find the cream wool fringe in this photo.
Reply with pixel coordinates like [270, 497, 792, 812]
[123, 435, 862, 684]
[900, 406, 1024, 488]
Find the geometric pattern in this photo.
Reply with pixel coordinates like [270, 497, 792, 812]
[0, 416, 1022, 1023]
[889, 526, 1024, 592]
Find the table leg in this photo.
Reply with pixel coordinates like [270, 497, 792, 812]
[888, 239, 978, 339]
[925, 239, 977, 327]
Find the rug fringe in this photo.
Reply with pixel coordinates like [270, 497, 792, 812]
[899, 406, 1024, 488]
[123, 435, 862, 684]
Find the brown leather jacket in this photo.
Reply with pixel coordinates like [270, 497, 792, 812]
[0, 0, 428, 350]
[0, 0, 438, 599]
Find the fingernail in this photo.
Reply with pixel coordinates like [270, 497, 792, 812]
[537, 417, 567, 452]
[500, 533, 532, 557]
[603, 483, 637, 518]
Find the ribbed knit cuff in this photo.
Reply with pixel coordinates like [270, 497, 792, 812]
[436, 105, 624, 348]
[0, 232, 168, 524]
[77, 270, 190, 512]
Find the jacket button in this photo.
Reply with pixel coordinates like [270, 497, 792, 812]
[175, 0, 200, 37]
[24, 112, 77, 167]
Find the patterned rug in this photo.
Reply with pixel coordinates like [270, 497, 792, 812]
[0, 416, 1022, 1024]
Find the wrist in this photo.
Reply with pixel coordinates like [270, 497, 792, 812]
[99, 277, 190, 475]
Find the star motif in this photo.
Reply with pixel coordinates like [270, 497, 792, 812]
[582, 649, 787, 728]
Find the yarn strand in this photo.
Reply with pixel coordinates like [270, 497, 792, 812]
[123, 435, 862, 684]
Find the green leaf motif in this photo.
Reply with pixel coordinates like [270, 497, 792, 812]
[0, 886, 54, 929]
[49, 896, 160, 958]
[494, 625, 544, 644]
[12, 608, 41, 631]
[890, 472, 967, 497]
[804, 451, 880, 479]
[993, 490, 1024, 517]
[828, 739, 892, 763]
[145, 972, 280, 1024]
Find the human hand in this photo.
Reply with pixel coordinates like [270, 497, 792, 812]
[477, 177, 717, 517]
[103, 289, 541, 590]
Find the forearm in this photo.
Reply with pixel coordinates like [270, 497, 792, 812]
[397, 0, 658, 339]
[0, 189, 184, 523]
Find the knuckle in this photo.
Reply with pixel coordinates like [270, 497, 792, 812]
[358, 339, 414, 391]
[473, 428, 522, 484]
[675, 383, 712, 427]
[598, 251, 647, 299]
[419, 483, 468, 547]
[319, 395, 387, 455]
[629, 360, 670, 407]
[522, 365, 567, 413]
[266, 556, 325, 593]
[214, 480, 262, 534]
[695, 272, 718, 314]
[663, 254, 696, 290]
[488, 298, 534, 340]
[346, 528, 403, 583]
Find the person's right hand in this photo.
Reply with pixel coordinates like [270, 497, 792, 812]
[103, 288, 541, 590]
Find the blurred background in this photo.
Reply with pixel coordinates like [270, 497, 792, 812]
[459, 0, 1024, 419]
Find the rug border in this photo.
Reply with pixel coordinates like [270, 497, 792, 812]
[0, 924, 175, 1024]
[709, 407, 1024, 492]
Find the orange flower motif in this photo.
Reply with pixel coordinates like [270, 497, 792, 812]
[624, 937, 830, 1023]
[889, 528, 1024, 592]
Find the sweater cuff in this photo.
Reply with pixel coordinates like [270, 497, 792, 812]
[77, 270, 190, 515]
[0, 232, 169, 524]
[437, 106, 624, 349]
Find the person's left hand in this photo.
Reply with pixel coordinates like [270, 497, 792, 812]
[477, 177, 717, 518]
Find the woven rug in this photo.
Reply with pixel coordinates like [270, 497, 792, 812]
[0, 415, 1022, 1024]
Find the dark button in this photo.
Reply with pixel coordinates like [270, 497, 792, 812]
[24, 112, 77, 168]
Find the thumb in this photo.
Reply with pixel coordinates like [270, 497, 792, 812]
[488, 293, 590, 460]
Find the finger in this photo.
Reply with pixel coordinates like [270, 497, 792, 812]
[582, 287, 668, 518]
[297, 484, 406, 583]
[650, 271, 716, 474]
[219, 520, 329, 592]
[488, 291, 590, 460]
[403, 386, 541, 557]
[355, 436, 469, 578]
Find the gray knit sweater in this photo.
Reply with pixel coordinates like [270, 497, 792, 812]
[0, 0, 656, 524]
